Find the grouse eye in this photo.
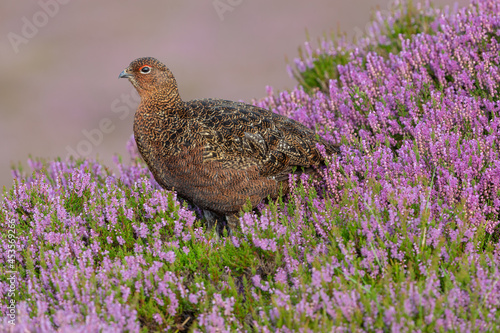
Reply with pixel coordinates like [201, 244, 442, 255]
[140, 66, 151, 74]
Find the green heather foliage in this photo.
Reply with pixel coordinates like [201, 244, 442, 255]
[293, 0, 441, 93]
[2, 0, 500, 331]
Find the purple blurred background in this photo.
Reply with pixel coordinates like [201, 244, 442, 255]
[0, 0, 465, 192]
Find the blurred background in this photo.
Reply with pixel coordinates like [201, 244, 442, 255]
[0, 0, 465, 192]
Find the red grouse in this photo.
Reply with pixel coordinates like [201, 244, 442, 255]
[119, 57, 339, 233]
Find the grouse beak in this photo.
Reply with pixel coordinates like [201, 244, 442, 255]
[119, 69, 132, 79]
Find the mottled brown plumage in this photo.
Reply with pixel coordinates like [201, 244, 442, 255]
[119, 57, 339, 232]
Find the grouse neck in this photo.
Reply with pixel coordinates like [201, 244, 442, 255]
[139, 95, 187, 118]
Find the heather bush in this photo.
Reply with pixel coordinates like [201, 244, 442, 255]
[2, 0, 500, 331]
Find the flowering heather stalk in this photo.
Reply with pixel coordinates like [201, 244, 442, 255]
[2, 0, 500, 331]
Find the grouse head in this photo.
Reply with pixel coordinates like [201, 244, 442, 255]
[119, 57, 180, 101]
